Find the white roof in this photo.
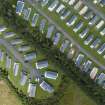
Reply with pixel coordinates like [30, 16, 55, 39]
[4, 32, 15, 38]
[20, 72, 27, 86]
[23, 8, 32, 21]
[27, 83, 36, 97]
[90, 67, 98, 79]
[40, 81, 54, 93]
[100, 28, 105, 36]
[82, 60, 92, 72]
[39, 19, 46, 33]
[13, 62, 19, 76]
[48, 0, 59, 12]
[56, 4, 65, 13]
[74, 1, 83, 10]
[73, 21, 83, 32]
[24, 52, 36, 61]
[30, 69, 36, 80]
[79, 6, 88, 15]
[44, 71, 58, 80]
[36, 60, 48, 69]
[90, 38, 101, 49]
[97, 73, 105, 85]
[75, 53, 84, 67]
[97, 43, 105, 54]
[46, 25, 54, 38]
[84, 35, 94, 45]
[31, 13, 39, 27]
[62, 0, 69, 3]
[96, 20, 104, 29]
[18, 46, 31, 52]
[89, 15, 100, 26]
[53, 33, 61, 45]
[66, 15, 77, 27]
[11, 39, 23, 45]
[79, 28, 89, 39]
[60, 40, 69, 53]
[0, 50, 4, 62]
[60, 11, 71, 20]
[69, 0, 76, 5]
[41, 0, 49, 7]
[16, 0, 24, 15]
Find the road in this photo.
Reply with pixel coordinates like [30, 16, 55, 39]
[26, 0, 105, 70]
[82, 0, 105, 21]
[0, 38, 41, 80]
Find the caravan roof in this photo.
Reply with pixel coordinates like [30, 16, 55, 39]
[84, 35, 94, 45]
[16, 0, 24, 15]
[97, 43, 105, 54]
[48, 0, 59, 12]
[40, 81, 54, 93]
[73, 21, 83, 32]
[75, 54, 85, 67]
[44, 71, 58, 80]
[20, 71, 27, 86]
[90, 38, 101, 49]
[13, 62, 20, 76]
[46, 25, 55, 38]
[27, 83, 36, 97]
[36, 60, 48, 69]
[90, 67, 98, 79]
[100, 28, 105, 36]
[66, 15, 77, 27]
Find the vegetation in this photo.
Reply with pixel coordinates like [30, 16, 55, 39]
[0, 68, 70, 105]
[59, 79, 97, 105]
[0, 0, 105, 105]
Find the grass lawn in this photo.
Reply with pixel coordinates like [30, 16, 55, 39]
[23, 2, 103, 69]
[33, 49, 63, 99]
[0, 43, 98, 104]
[8, 62, 29, 94]
[39, 7, 105, 64]
[0, 44, 29, 94]
[36, 61, 63, 99]
[0, 2, 101, 104]
[0, 35, 62, 100]
[59, 79, 97, 105]
[0, 80, 23, 105]
[25, 1, 105, 66]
